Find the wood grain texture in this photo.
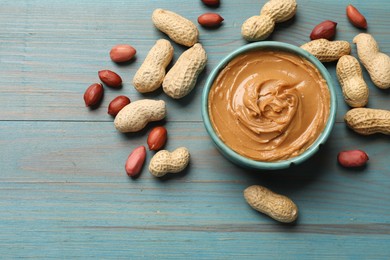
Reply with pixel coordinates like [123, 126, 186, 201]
[0, 0, 389, 259]
[1, 0, 389, 122]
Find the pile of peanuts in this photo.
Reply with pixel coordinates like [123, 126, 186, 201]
[83, 0, 226, 178]
[82, 0, 390, 224]
[241, 0, 389, 223]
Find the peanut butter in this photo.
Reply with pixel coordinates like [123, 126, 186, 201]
[208, 50, 330, 162]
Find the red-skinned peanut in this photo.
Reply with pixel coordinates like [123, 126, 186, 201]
[338, 150, 369, 168]
[201, 0, 220, 7]
[310, 20, 337, 40]
[125, 146, 147, 177]
[108, 96, 131, 116]
[110, 44, 136, 63]
[98, 70, 122, 88]
[147, 126, 168, 151]
[346, 5, 367, 29]
[83, 83, 104, 107]
[198, 13, 224, 27]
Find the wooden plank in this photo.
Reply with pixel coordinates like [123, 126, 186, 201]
[0, 0, 389, 122]
[0, 230, 389, 258]
[0, 0, 390, 258]
[0, 120, 389, 257]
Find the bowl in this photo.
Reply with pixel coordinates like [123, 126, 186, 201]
[201, 41, 337, 170]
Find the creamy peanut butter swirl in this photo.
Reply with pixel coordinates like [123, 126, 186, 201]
[209, 50, 330, 161]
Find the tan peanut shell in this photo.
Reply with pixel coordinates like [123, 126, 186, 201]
[152, 9, 199, 47]
[241, 0, 297, 42]
[163, 43, 207, 99]
[353, 33, 390, 89]
[336, 55, 369, 107]
[344, 108, 390, 135]
[133, 39, 174, 93]
[301, 39, 351, 62]
[114, 99, 166, 133]
[241, 15, 275, 42]
[149, 147, 190, 177]
[244, 185, 298, 223]
[260, 0, 297, 23]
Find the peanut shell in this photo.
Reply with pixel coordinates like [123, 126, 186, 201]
[244, 185, 298, 223]
[133, 39, 174, 93]
[344, 108, 390, 135]
[114, 99, 166, 133]
[336, 55, 369, 107]
[149, 147, 190, 177]
[260, 0, 297, 23]
[353, 33, 390, 89]
[241, 15, 275, 42]
[152, 9, 198, 47]
[301, 39, 351, 62]
[163, 43, 207, 99]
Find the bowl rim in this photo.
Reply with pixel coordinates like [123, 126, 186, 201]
[201, 41, 337, 170]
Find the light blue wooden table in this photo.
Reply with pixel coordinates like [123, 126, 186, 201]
[1, 0, 389, 258]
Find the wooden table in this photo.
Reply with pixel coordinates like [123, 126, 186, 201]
[1, 0, 389, 258]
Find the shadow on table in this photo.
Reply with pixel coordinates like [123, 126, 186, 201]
[234, 141, 334, 193]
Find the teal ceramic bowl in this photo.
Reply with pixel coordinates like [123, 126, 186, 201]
[201, 41, 337, 170]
